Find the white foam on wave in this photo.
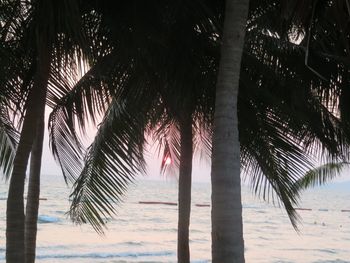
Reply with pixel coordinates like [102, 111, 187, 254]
[38, 215, 60, 223]
[36, 250, 174, 259]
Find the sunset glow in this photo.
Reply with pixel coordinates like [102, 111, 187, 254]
[165, 157, 172, 165]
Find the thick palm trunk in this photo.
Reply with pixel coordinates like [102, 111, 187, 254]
[211, 0, 249, 262]
[177, 113, 193, 263]
[6, 38, 51, 263]
[25, 115, 45, 263]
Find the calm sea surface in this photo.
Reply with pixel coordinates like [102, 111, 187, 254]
[0, 175, 349, 262]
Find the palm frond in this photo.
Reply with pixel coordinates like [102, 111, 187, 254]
[238, 25, 350, 228]
[0, 104, 18, 179]
[192, 118, 212, 163]
[153, 120, 181, 177]
[295, 162, 348, 190]
[240, 106, 313, 229]
[69, 97, 148, 233]
[48, 51, 131, 182]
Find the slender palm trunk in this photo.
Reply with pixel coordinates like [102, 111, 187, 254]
[6, 38, 51, 263]
[177, 113, 193, 263]
[211, 0, 249, 262]
[25, 115, 45, 263]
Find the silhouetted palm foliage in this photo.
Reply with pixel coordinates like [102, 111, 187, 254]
[5, 1, 350, 262]
[47, 1, 219, 235]
[46, 0, 350, 234]
[0, 94, 18, 179]
[1, 0, 103, 261]
[295, 162, 348, 191]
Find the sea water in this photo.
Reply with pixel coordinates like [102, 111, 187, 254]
[0, 175, 349, 262]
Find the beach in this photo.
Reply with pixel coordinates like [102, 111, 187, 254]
[0, 176, 349, 262]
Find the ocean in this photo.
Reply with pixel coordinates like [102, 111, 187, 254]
[0, 175, 349, 262]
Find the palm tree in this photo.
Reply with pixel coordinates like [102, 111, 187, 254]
[0, 2, 44, 261]
[3, 1, 350, 262]
[1, 1, 91, 262]
[46, 3, 218, 262]
[6, 31, 51, 263]
[24, 108, 45, 263]
[210, 1, 249, 261]
[48, 43, 214, 263]
[48, 2, 350, 263]
[211, 0, 350, 261]
[0, 2, 340, 263]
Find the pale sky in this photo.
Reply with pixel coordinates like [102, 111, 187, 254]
[41, 127, 212, 182]
[41, 107, 212, 182]
[41, 108, 349, 185]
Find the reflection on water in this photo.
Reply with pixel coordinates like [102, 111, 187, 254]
[0, 175, 349, 262]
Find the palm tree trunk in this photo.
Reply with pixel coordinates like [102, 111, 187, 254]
[25, 115, 45, 263]
[6, 38, 51, 263]
[177, 113, 193, 263]
[211, 0, 249, 262]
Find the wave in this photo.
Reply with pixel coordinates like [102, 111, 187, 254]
[189, 238, 208, 243]
[315, 260, 350, 263]
[281, 248, 339, 255]
[317, 249, 337, 254]
[0, 248, 4, 261]
[36, 250, 174, 260]
[121, 241, 144, 246]
[243, 205, 261, 209]
[38, 215, 60, 224]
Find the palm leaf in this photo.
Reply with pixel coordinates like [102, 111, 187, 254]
[153, 120, 181, 177]
[48, 51, 132, 182]
[69, 94, 151, 233]
[0, 104, 18, 179]
[295, 162, 348, 190]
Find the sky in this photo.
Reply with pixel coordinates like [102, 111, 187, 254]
[41, 127, 212, 182]
[41, 107, 212, 182]
[41, 135, 212, 182]
[40, 108, 350, 185]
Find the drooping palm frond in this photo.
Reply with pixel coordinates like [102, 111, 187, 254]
[240, 110, 312, 229]
[69, 97, 148, 233]
[48, 0, 220, 183]
[64, 0, 223, 231]
[48, 51, 133, 182]
[295, 162, 348, 191]
[243, 30, 350, 157]
[48, 44, 168, 231]
[238, 25, 350, 227]
[0, 15, 34, 121]
[238, 65, 317, 227]
[238, 0, 349, 210]
[192, 118, 213, 162]
[0, 103, 18, 179]
[153, 120, 181, 177]
[0, 1, 29, 178]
